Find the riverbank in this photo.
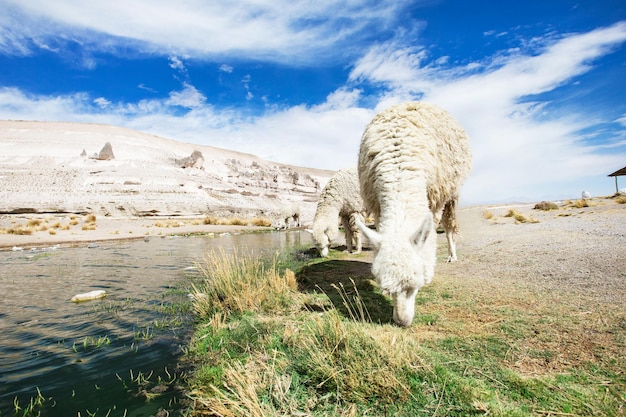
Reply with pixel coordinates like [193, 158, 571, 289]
[183, 195, 625, 416]
[0, 213, 274, 249]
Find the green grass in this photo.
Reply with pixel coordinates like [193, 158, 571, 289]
[183, 247, 626, 417]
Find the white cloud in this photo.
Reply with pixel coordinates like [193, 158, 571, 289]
[0, 19, 625, 204]
[0, 0, 406, 64]
[165, 83, 206, 109]
[168, 56, 186, 72]
[137, 84, 157, 93]
[348, 21, 626, 203]
[93, 97, 111, 108]
[219, 64, 234, 73]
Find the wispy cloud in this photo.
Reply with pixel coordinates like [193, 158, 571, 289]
[348, 21, 626, 202]
[0, 0, 406, 64]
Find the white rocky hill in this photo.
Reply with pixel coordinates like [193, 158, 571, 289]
[0, 120, 335, 225]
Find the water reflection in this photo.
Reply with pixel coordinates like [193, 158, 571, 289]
[0, 229, 311, 416]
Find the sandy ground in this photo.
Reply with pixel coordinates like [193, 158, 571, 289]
[449, 197, 626, 308]
[0, 214, 272, 250]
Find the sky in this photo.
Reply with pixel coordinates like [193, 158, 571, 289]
[0, 0, 625, 205]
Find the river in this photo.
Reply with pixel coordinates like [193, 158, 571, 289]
[0, 229, 312, 416]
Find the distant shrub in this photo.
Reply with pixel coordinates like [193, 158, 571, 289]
[82, 213, 97, 230]
[533, 201, 559, 211]
[251, 217, 272, 227]
[483, 210, 494, 220]
[27, 219, 42, 227]
[203, 216, 216, 225]
[227, 217, 248, 226]
[6, 226, 33, 235]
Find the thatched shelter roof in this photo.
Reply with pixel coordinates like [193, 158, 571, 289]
[608, 166, 626, 177]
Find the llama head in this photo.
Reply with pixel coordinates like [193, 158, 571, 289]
[306, 225, 336, 257]
[356, 215, 433, 327]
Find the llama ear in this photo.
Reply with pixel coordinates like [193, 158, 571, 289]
[411, 215, 433, 248]
[356, 219, 381, 249]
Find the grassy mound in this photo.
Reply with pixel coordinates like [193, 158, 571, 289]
[184, 248, 625, 416]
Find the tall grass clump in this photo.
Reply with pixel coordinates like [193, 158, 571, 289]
[565, 199, 590, 208]
[504, 209, 539, 224]
[82, 213, 97, 230]
[251, 217, 272, 227]
[191, 249, 299, 319]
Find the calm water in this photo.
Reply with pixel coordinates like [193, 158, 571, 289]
[0, 230, 311, 416]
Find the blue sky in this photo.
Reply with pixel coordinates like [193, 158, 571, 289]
[0, 0, 625, 204]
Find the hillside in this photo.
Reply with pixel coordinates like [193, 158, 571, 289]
[0, 120, 335, 225]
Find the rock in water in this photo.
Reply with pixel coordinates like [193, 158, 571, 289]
[71, 290, 107, 302]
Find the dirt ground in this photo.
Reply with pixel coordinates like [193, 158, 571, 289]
[298, 196, 626, 376]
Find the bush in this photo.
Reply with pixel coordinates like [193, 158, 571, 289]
[533, 201, 559, 211]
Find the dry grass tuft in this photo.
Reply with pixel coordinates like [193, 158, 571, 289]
[504, 209, 539, 224]
[3, 226, 33, 235]
[565, 199, 589, 208]
[191, 249, 298, 319]
[27, 219, 42, 227]
[251, 217, 272, 227]
[82, 214, 97, 231]
[227, 217, 248, 226]
[202, 216, 222, 225]
[483, 210, 494, 220]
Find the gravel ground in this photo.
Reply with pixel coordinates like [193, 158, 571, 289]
[445, 197, 626, 309]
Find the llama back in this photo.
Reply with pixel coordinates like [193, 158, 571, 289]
[358, 102, 472, 218]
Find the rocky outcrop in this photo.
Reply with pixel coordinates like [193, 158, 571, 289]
[96, 142, 115, 160]
[176, 150, 204, 169]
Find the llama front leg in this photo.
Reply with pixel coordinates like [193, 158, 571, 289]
[350, 212, 363, 254]
[441, 197, 459, 262]
[446, 231, 457, 262]
[341, 216, 354, 252]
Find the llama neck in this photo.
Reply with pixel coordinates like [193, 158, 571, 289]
[377, 178, 431, 235]
[313, 204, 340, 227]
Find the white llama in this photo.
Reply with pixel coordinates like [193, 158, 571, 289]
[356, 102, 472, 327]
[280, 204, 301, 229]
[307, 168, 366, 257]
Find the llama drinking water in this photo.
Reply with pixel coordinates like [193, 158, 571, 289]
[308, 168, 366, 257]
